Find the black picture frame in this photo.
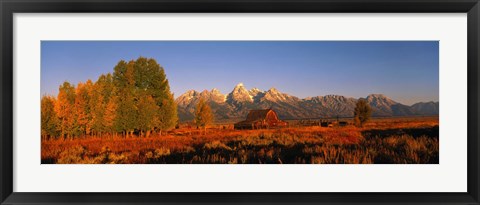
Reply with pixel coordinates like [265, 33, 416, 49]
[1, 0, 479, 204]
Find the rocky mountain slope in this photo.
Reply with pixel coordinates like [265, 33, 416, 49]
[175, 83, 439, 122]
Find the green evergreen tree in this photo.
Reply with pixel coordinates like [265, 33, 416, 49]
[137, 93, 159, 137]
[90, 76, 105, 136]
[133, 57, 178, 136]
[157, 92, 178, 136]
[91, 74, 115, 136]
[45, 57, 178, 138]
[113, 60, 138, 137]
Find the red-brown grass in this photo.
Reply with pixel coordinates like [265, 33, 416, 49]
[42, 117, 439, 164]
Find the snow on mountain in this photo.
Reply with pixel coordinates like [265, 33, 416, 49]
[175, 83, 439, 122]
[226, 83, 254, 105]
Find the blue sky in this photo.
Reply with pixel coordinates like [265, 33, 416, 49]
[41, 41, 438, 105]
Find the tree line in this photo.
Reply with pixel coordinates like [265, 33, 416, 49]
[41, 56, 367, 139]
[41, 57, 178, 139]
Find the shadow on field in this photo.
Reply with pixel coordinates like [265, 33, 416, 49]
[362, 126, 439, 140]
[42, 126, 440, 164]
[360, 126, 439, 164]
[146, 140, 307, 164]
[145, 126, 440, 164]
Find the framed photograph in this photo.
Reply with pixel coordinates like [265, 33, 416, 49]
[1, 0, 479, 204]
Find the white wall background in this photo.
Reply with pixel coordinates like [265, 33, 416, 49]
[13, 13, 467, 192]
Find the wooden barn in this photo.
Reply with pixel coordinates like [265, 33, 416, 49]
[234, 109, 288, 130]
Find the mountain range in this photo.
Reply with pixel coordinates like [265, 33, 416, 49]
[175, 83, 439, 122]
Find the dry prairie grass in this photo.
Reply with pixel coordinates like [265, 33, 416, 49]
[41, 117, 439, 164]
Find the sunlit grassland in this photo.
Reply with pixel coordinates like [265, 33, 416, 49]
[41, 117, 439, 164]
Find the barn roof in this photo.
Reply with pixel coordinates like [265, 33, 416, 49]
[234, 109, 288, 128]
[245, 109, 274, 121]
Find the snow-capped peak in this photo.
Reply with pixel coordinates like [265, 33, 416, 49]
[227, 82, 253, 103]
[249, 87, 262, 96]
[235, 82, 245, 88]
[250, 87, 261, 92]
[366, 94, 396, 105]
[175, 90, 199, 105]
[268, 87, 279, 93]
[211, 88, 221, 94]
[264, 87, 291, 102]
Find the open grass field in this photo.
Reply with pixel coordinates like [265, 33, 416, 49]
[41, 116, 439, 164]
